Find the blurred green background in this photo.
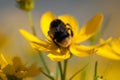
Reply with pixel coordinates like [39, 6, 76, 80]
[0, 0, 120, 80]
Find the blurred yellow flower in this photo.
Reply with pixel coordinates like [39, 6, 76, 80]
[19, 11, 109, 61]
[0, 53, 42, 80]
[97, 38, 120, 60]
[0, 72, 7, 80]
[0, 33, 9, 49]
[16, 0, 34, 12]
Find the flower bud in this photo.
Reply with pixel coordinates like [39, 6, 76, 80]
[16, 0, 34, 12]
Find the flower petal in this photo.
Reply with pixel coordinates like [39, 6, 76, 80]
[31, 41, 71, 61]
[40, 11, 56, 39]
[70, 45, 95, 57]
[19, 29, 50, 52]
[0, 53, 8, 65]
[96, 44, 120, 60]
[47, 49, 71, 61]
[30, 41, 60, 53]
[19, 29, 62, 54]
[20, 29, 45, 43]
[70, 38, 111, 57]
[27, 63, 42, 77]
[111, 38, 120, 54]
[58, 15, 79, 38]
[75, 13, 103, 43]
[96, 38, 120, 60]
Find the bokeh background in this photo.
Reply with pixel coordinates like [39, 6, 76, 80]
[0, 0, 120, 80]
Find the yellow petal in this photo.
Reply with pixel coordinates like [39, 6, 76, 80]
[40, 11, 56, 39]
[30, 41, 51, 52]
[19, 29, 45, 43]
[47, 49, 71, 61]
[20, 30, 65, 56]
[99, 37, 112, 43]
[30, 41, 60, 53]
[96, 44, 120, 60]
[75, 13, 103, 43]
[0, 53, 8, 65]
[111, 38, 120, 54]
[19, 29, 50, 52]
[70, 38, 111, 57]
[70, 45, 95, 57]
[20, 29, 61, 53]
[58, 15, 79, 38]
[96, 38, 120, 60]
[12, 57, 24, 69]
[20, 29, 47, 48]
[27, 63, 42, 77]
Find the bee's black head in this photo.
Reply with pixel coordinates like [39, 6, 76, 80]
[50, 19, 64, 29]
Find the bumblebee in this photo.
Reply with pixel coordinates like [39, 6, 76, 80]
[48, 19, 73, 48]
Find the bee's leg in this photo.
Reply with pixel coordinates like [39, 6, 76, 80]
[67, 28, 73, 37]
[53, 38, 61, 47]
[48, 31, 54, 39]
[48, 31, 61, 47]
[66, 23, 72, 28]
[66, 23, 73, 37]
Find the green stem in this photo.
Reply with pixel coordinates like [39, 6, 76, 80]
[86, 56, 93, 80]
[58, 62, 63, 80]
[56, 64, 59, 80]
[42, 71, 55, 80]
[38, 51, 50, 74]
[27, 11, 50, 75]
[27, 11, 36, 35]
[94, 61, 98, 80]
[69, 63, 89, 80]
[63, 59, 68, 80]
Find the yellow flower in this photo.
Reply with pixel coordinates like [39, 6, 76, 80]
[0, 53, 9, 68]
[16, 0, 34, 12]
[0, 53, 42, 79]
[19, 11, 113, 61]
[97, 38, 120, 60]
[0, 72, 7, 80]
